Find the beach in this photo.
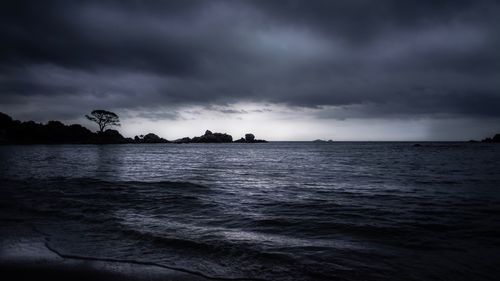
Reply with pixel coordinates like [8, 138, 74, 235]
[0, 224, 209, 281]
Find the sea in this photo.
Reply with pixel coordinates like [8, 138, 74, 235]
[1, 142, 499, 280]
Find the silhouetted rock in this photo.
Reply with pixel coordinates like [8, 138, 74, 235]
[0, 112, 13, 128]
[0, 113, 14, 144]
[481, 133, 500, 143]
[134, 133, 169, 143]
[313, 139, 333, 143]
[90, 129, 128, 144]
[174, 137, 192, 144]
[245, 134, 255, 142]
[192, 130, 233, 143]
[234, 133, 267, 143]
[173, 130, 235, 143]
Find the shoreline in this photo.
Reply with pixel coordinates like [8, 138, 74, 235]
[0, 227, 209, 281]
[0, 246, 210, 281]
[0, 224, 266, 281]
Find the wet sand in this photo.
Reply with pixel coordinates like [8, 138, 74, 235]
[0, 260, 208, 281]
[0, 228, 208, 281]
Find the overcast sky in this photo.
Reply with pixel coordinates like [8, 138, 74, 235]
[1, 0, 499, 140]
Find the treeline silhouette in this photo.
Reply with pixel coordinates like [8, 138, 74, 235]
[0, 112, 266, 144]
[0, 112, 139, 144]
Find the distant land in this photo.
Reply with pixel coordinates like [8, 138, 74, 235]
[475, 134, 500, 143]
[313, 139, 334, 143]
[1, 112, 499, 145]
[0, 112, 267, 145]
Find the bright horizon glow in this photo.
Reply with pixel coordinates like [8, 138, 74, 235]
[62, 103, 499, 141]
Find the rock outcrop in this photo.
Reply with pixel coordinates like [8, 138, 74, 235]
[175, 130, 233, 143]
[173, 137, 192, 144]
[234, 133, 267, 143]
[89, 129, 129, 144]
[245, 134, 255, 142]
[134, 133, 169, 143]
[313, 139, 333, 143]
[481, 134, 500, 143]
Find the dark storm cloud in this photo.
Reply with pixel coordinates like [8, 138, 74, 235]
[0, 0, 201, 75]
[0, 0, 499, 120]
[252, 0, 487, 40]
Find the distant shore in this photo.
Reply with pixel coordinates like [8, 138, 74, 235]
[2, 112, 499, 145]
[0, 112, 267, 145]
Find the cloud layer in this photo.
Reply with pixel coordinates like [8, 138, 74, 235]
[1, 0, 499, 138]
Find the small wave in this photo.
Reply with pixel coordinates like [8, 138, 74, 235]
[42, 240, 267, 281]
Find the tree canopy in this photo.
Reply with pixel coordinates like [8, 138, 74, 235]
[85, 110, 120, 133]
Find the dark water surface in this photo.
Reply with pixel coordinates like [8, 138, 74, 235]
[1, 142, 500, 280]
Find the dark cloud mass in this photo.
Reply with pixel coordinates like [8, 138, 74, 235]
[0, 0, 499, 127]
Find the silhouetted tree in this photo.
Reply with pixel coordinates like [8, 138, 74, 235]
[85, 110, 120, 133]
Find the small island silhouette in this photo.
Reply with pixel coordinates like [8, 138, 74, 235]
[313, 139, 334, 143]
[0, 111, 267, 145]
